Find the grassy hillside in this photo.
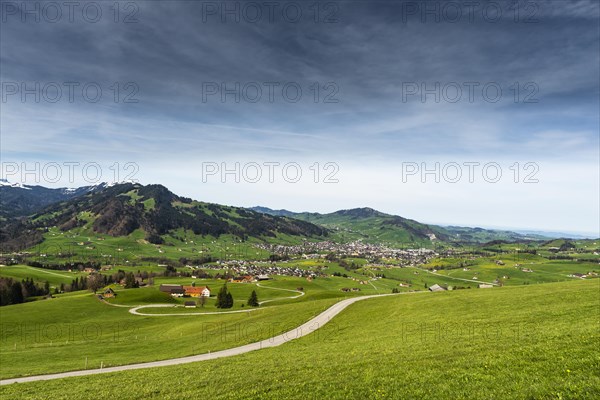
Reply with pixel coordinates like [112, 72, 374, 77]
[0, 285, 341, 379]
[2, 280, 598, 399]
[252, 207, 549, 247]
[0, 273, 397, 379]
[1, 183, 328, 254]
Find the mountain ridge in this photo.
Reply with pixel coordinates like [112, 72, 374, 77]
[0, 182, 328, 252]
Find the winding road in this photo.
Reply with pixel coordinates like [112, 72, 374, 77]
[126, 283, 305, 316]
[407, 266, 498, 286]
[0, 293, 396, 385]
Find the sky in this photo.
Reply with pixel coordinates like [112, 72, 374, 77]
[1, 0, 599, 236]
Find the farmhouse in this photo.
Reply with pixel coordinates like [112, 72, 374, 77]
[103, 288, 117, 298]
[159, 284, 185, 297]
[428, 284, 446, 292]
[183, 285, 211, 297]
[160, 284, 182, 293]
[229, 276, 254, 283]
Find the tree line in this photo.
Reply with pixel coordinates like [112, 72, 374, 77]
[0, 277, 50, 306]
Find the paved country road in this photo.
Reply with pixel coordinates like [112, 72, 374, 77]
[0, 293, 400, 385]
[124, 283, 304, 316]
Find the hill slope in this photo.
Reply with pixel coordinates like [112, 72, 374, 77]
[1, 280, 596, 399]
[0, 179, 104, 219]
[251, 206, 549, 245]
[0, 183, 328, 252]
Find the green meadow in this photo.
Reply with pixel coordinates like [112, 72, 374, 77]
[0, 282, 341, 379]
[1, 280, 597, 399]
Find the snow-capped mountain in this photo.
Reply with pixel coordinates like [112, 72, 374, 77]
[0, 179, 31, 190]
[0, 180, 132, 218]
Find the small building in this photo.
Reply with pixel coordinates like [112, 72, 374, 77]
[257, 274, 271, 281]
[159, 284, 183, 294]
[103, 288, 117, 298]
[183, 285, 210, 297]
[478, 284, 493, 289]
[428, 284, 447, 292]
[184, 301, 196, 308]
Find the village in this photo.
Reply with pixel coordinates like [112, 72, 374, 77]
[255, 240, 438, 264]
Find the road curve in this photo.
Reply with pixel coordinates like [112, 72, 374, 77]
[256, 283, 305, 304]
[126, 283, 305, 315]
[129, 304, 262, 316]
[0, 293, 396, 385]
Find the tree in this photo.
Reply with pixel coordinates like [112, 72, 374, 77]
[247, 290, 259, 307]
[225, 292, 234, 308]
[216, 284, 233, 309]
[10, 282, 24, 305]
[124, 272, 138, 289]
[198, 295, 206, 308]
[87, 274, 104, 293]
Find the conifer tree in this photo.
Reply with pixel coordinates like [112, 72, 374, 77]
[248, 290, 259, 307]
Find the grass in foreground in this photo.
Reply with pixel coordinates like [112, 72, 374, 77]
[0, 289, 339, 379]
[2, 279, 598, 399]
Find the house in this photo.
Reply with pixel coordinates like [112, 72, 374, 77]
[257, 274, 271, 281]
[159, 284, 185, 297]
[428, 284, 446, 292]
[478, 284, 493, 289]
[183, 285, 210, 297]
[184, 301, 196, 308]
[103, 288, 117, 298]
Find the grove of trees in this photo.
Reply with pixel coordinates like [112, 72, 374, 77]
[216, 284, 234, 308]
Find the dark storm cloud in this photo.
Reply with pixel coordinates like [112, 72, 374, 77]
[1, 0, 598, 159]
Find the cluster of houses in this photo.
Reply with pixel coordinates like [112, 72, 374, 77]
[428, 283, 494, 292]
[569, 271, 598, 279]
[200, 261, 317, 279]
[255, 240, 437, 264]
[159, 284, 211, 298]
